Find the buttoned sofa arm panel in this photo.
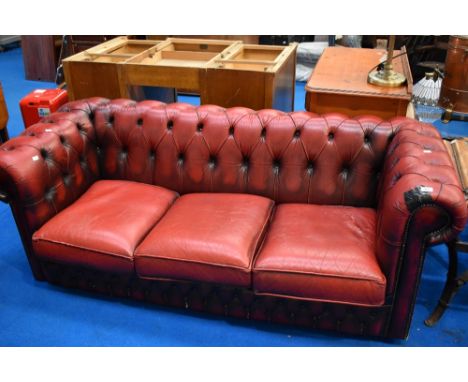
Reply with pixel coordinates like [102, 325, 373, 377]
[375, 121, 467, 338]
[0, 99, 105, 278]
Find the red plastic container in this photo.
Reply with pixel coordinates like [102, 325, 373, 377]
[20, 89, 68, 128]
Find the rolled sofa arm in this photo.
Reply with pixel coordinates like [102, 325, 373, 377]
[375, 119, 467, 338]
[0, 99, 104, 279]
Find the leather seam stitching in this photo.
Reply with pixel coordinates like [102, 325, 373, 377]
[33, 237, 134, 262]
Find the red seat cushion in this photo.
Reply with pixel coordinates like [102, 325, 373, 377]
[33, 180, 178, 274]
[135, 193, 274, 287]
[253, 204, 386, 306]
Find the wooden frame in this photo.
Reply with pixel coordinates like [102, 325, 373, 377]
[63, 37, 164, 100]
[119, 38, 239, 96]
[63, 37, 297, 111]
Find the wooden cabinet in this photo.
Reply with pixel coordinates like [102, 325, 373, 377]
[63, 36, 297, 111]
[305, 47, 413, 119]
[21, 35, 118, 82]
[21, 36, 58, 81]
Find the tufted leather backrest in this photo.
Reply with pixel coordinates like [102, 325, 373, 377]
[0, 106, 99, 232]
[86, 99, 404, 206]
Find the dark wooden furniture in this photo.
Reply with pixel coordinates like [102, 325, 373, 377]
[0, 81, 9, 143]
[425, 138, 468, 326]
[21, 36, 59, 81]
[439, 36, 468, 122]
[22, 35, 116, 82]
[305, 47, 413, 119]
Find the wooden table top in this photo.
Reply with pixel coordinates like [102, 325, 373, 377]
[305, 47, 412, 100]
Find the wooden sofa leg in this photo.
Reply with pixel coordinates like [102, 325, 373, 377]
[425, 240, 459, 326]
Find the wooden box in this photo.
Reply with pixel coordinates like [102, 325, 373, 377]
[305, 47, 413, 119]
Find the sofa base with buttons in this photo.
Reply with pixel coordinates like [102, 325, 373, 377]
[0, 98, 466, 340]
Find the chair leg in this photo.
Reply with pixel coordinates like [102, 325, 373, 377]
[0, 128, 9, 143]
[425, 240, 460, 326]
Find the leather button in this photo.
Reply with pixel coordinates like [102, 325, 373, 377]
[44, 187, 56, 202]
[40, 148, 48, 159]
[242, 156, 250, 168]
[364, 135, 371, 144]
[229, 126, 235, 136]
[208, 155, 217, 168]
[307, 161, 314, 175]
[178, 153, 185, 165]
[59, 135, 66, 144]
[167, 120, 174, 130]
[120, 148, 128, 161]
[294, 129, 301, 138]
[63, 173, 72, 186]
[342, 167, 349, 179]
[109, 115, 114, 124]
[137, 118, 143, 126]
[197, 122, 204, 132]
[272, 160, 281, 174]
[328, 132, 335, 141]
[261, 128, 267, 138]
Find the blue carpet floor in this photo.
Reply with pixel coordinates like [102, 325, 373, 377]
[0, 46, 467, 346]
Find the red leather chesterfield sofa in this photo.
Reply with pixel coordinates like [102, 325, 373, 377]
[0, 98, 466, 339]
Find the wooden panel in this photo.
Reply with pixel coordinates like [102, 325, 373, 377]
[202, 68, 266, 110]
[148, 35, 259, 44]
[122, 64, 201, 92]
[63, 61, 121, 100]
[445, 138, 468, 191]
[21, 36, 58, 81]
[271, 45, 297, 111]
[306, 92, 410, 120]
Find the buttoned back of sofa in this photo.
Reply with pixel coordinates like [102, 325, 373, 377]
[66, 98, 411, 207]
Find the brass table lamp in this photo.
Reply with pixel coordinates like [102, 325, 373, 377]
[368, 36, 407, 87]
